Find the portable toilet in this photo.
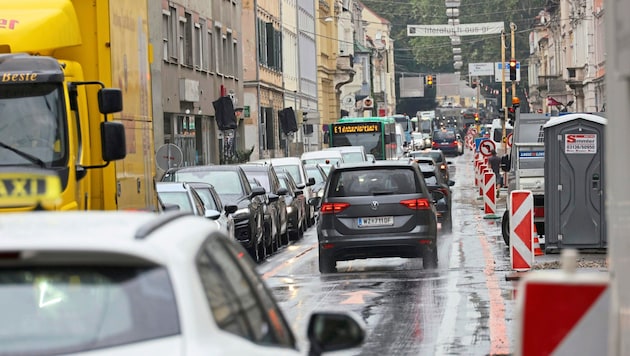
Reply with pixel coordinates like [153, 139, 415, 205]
[543, 113, 607, 252]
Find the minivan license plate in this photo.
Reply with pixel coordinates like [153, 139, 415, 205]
[358, 216, 394, 227]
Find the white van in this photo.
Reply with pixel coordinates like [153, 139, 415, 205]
[491, 118, 513, 151]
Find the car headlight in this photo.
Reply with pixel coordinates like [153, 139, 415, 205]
[318, 189, 324, 197]
[287, 206, 294, 214]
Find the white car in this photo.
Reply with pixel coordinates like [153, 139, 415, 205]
[0, 211, 364, 355]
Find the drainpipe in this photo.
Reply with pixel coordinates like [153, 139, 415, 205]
[254, 0, 262, 158]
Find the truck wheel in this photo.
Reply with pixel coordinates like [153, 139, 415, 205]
[501, 210, 510, 246]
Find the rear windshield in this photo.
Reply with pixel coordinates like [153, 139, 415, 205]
[433, 131, 456, 140]
[328, 168, 420, 197]
[0, 266, 179, 354]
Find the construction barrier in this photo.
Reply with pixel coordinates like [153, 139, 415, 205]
[510, 190, 534, 271]
[515, 251, 609, 356]
[483, 171, 499, 219]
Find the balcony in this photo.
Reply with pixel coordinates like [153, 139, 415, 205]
[566, 66, 585, 90]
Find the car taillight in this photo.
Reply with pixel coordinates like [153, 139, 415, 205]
[534, 206, 544, 217]
[320, 202, 350, 214]
[400, 198, 431, 210]
[432, 142, 438, 148]
[450, 141, 458, 147]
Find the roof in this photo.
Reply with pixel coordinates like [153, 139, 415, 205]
[301, 150, 343, 159]
[542, 113, 607, 128]
[0, 212, 220, 265]
[333, 160, 414, 171]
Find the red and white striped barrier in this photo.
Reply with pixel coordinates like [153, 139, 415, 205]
[515, 255, 610, 356]
[510, 190, 534, 271]
[483, 171, 498, 218]
[479, 165, 488, 197]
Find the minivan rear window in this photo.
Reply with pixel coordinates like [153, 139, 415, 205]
[328, 168, 420, 197]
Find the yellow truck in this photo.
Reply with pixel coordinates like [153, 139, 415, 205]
[0, 0, 157, 211]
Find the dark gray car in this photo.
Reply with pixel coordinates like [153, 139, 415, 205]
[312, 161, 439, 273]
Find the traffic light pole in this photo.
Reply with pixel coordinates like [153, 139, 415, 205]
[501, 30, 507, 154]
[509, 23, 516, 154]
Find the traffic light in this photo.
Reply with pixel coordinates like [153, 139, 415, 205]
[509, 59, 517, 81]
[426, 75, 433, 88]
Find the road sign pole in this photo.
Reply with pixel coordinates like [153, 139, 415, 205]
[501, 31, 507, 154]
[509, 23, 516, 154]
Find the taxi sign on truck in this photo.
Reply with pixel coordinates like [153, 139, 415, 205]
[0, 169, 61, 208]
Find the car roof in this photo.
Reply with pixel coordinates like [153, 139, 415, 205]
[253, 157, 301, 165]
[239, 164, 273, 172]
[0, 212, 221, 265]
[301, 150, 343, 159]
[174, 164, 242, 172]
[332, 160, 416, 171]
[156, 181, 190, 192]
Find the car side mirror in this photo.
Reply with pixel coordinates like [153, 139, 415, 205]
[308, 177, 316, 186]
[224, 204, 238, 215]
[162, 203, 180, 212]
[204, 209, 221, 220]
[308, 197, 321, 208]
[251, 186, 266, 198]
[307, 312, 365, 356]
[431, 191, 445, 203]
[448, 180, 455, 186]
[278, 187, 288, 196]
[268, 193, 280, 203]
[294, 189, 303, 197]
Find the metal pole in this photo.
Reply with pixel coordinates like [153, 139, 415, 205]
[607, 0, 630, 354]
[509, 22, 517, 154]
[501, 30, 507, 153]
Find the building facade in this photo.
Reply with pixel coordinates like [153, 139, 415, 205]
[149, 0, 244, 175]
[526, 0, 605, 114]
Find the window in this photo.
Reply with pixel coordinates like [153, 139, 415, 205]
[184, 13, 193, 67]
[194, 22, 202, 70]
[200, 19, 208, 71]
[196, 236, 294, 347]
[162, 12, 169, 61]
[178, 19, 185, 63]
[264, 107, 275, 150]
[214, 26, 221, 73]
[168, 6, 177, 60]
[208, 30, 215, 72]
[258, 22, 283, 71]
[222, 35, 228, 75]
[0, 266, 179, 354]
[232, 40, 239, 78]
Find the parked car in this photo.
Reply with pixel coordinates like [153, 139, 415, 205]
[0, 211, 365, 355]
[241, 163, 289, 252]
[253, 157, 317, 227]
[408, 149, 451, 182]
[431, 129, 460, 156]
[418, 164, 455, 232]
[161, 165, 267, 262]
[304, 163, 327, 198]
[187, 181, 238, 241]
[156, 181, 207, 216]
[324, 146, 367, 163]
[277, 169, 307, 240]
[311, 160, 440, 273]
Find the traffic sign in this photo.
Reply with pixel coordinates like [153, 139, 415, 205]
[479, 139, 496, 156]
[507, 133, 514, 147]
[495, 61, 521, 82]
[510, 190, 534, 271]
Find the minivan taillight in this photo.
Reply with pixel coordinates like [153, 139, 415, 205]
[320, 202, 350, 214]
[400, 198, 431, 210]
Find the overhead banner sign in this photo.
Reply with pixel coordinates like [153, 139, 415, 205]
[469, 62, 495, 76]
[407, 22, 504, 37]
[400, 76, 425, 98]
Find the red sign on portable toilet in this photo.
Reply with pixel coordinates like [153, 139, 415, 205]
[510, 190, 534, 271]
[515, 271, 609, 356]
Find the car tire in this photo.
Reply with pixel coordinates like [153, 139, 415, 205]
[319, 250, 336, 274]
[501, 210, 510, 246]
[423, 247, 438, 269]
[443, 216, 453, 232]
[248, 244, 259, 263]
[257, 240, 267, 262]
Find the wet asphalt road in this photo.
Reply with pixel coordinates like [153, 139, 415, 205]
[257, 150, 518, 355]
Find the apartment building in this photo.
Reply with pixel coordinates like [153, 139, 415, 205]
[149, 0, 244, 171]
[526, 0, 605, 114]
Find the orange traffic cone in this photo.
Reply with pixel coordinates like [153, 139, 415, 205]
[533, 225, 543, 256]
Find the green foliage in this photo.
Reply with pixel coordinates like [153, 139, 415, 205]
[361, 0, 546, 75]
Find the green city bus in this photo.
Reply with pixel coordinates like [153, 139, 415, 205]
[329, 117, 397, 160]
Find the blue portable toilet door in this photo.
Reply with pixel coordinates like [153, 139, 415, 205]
[557, 120, 605, 247]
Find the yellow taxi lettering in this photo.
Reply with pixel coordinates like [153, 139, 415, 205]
[11, 178, 28, 196]
[0, 180, 7, 197]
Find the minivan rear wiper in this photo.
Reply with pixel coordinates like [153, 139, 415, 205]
[0, 141, 47, 168]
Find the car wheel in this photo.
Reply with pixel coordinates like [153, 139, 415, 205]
[501, 210, 510, 246]
[443, 215, 453, 232]
[319, 250, 336, 274]
[247, 244, 259, 263]
[423, 247, 438, 269]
